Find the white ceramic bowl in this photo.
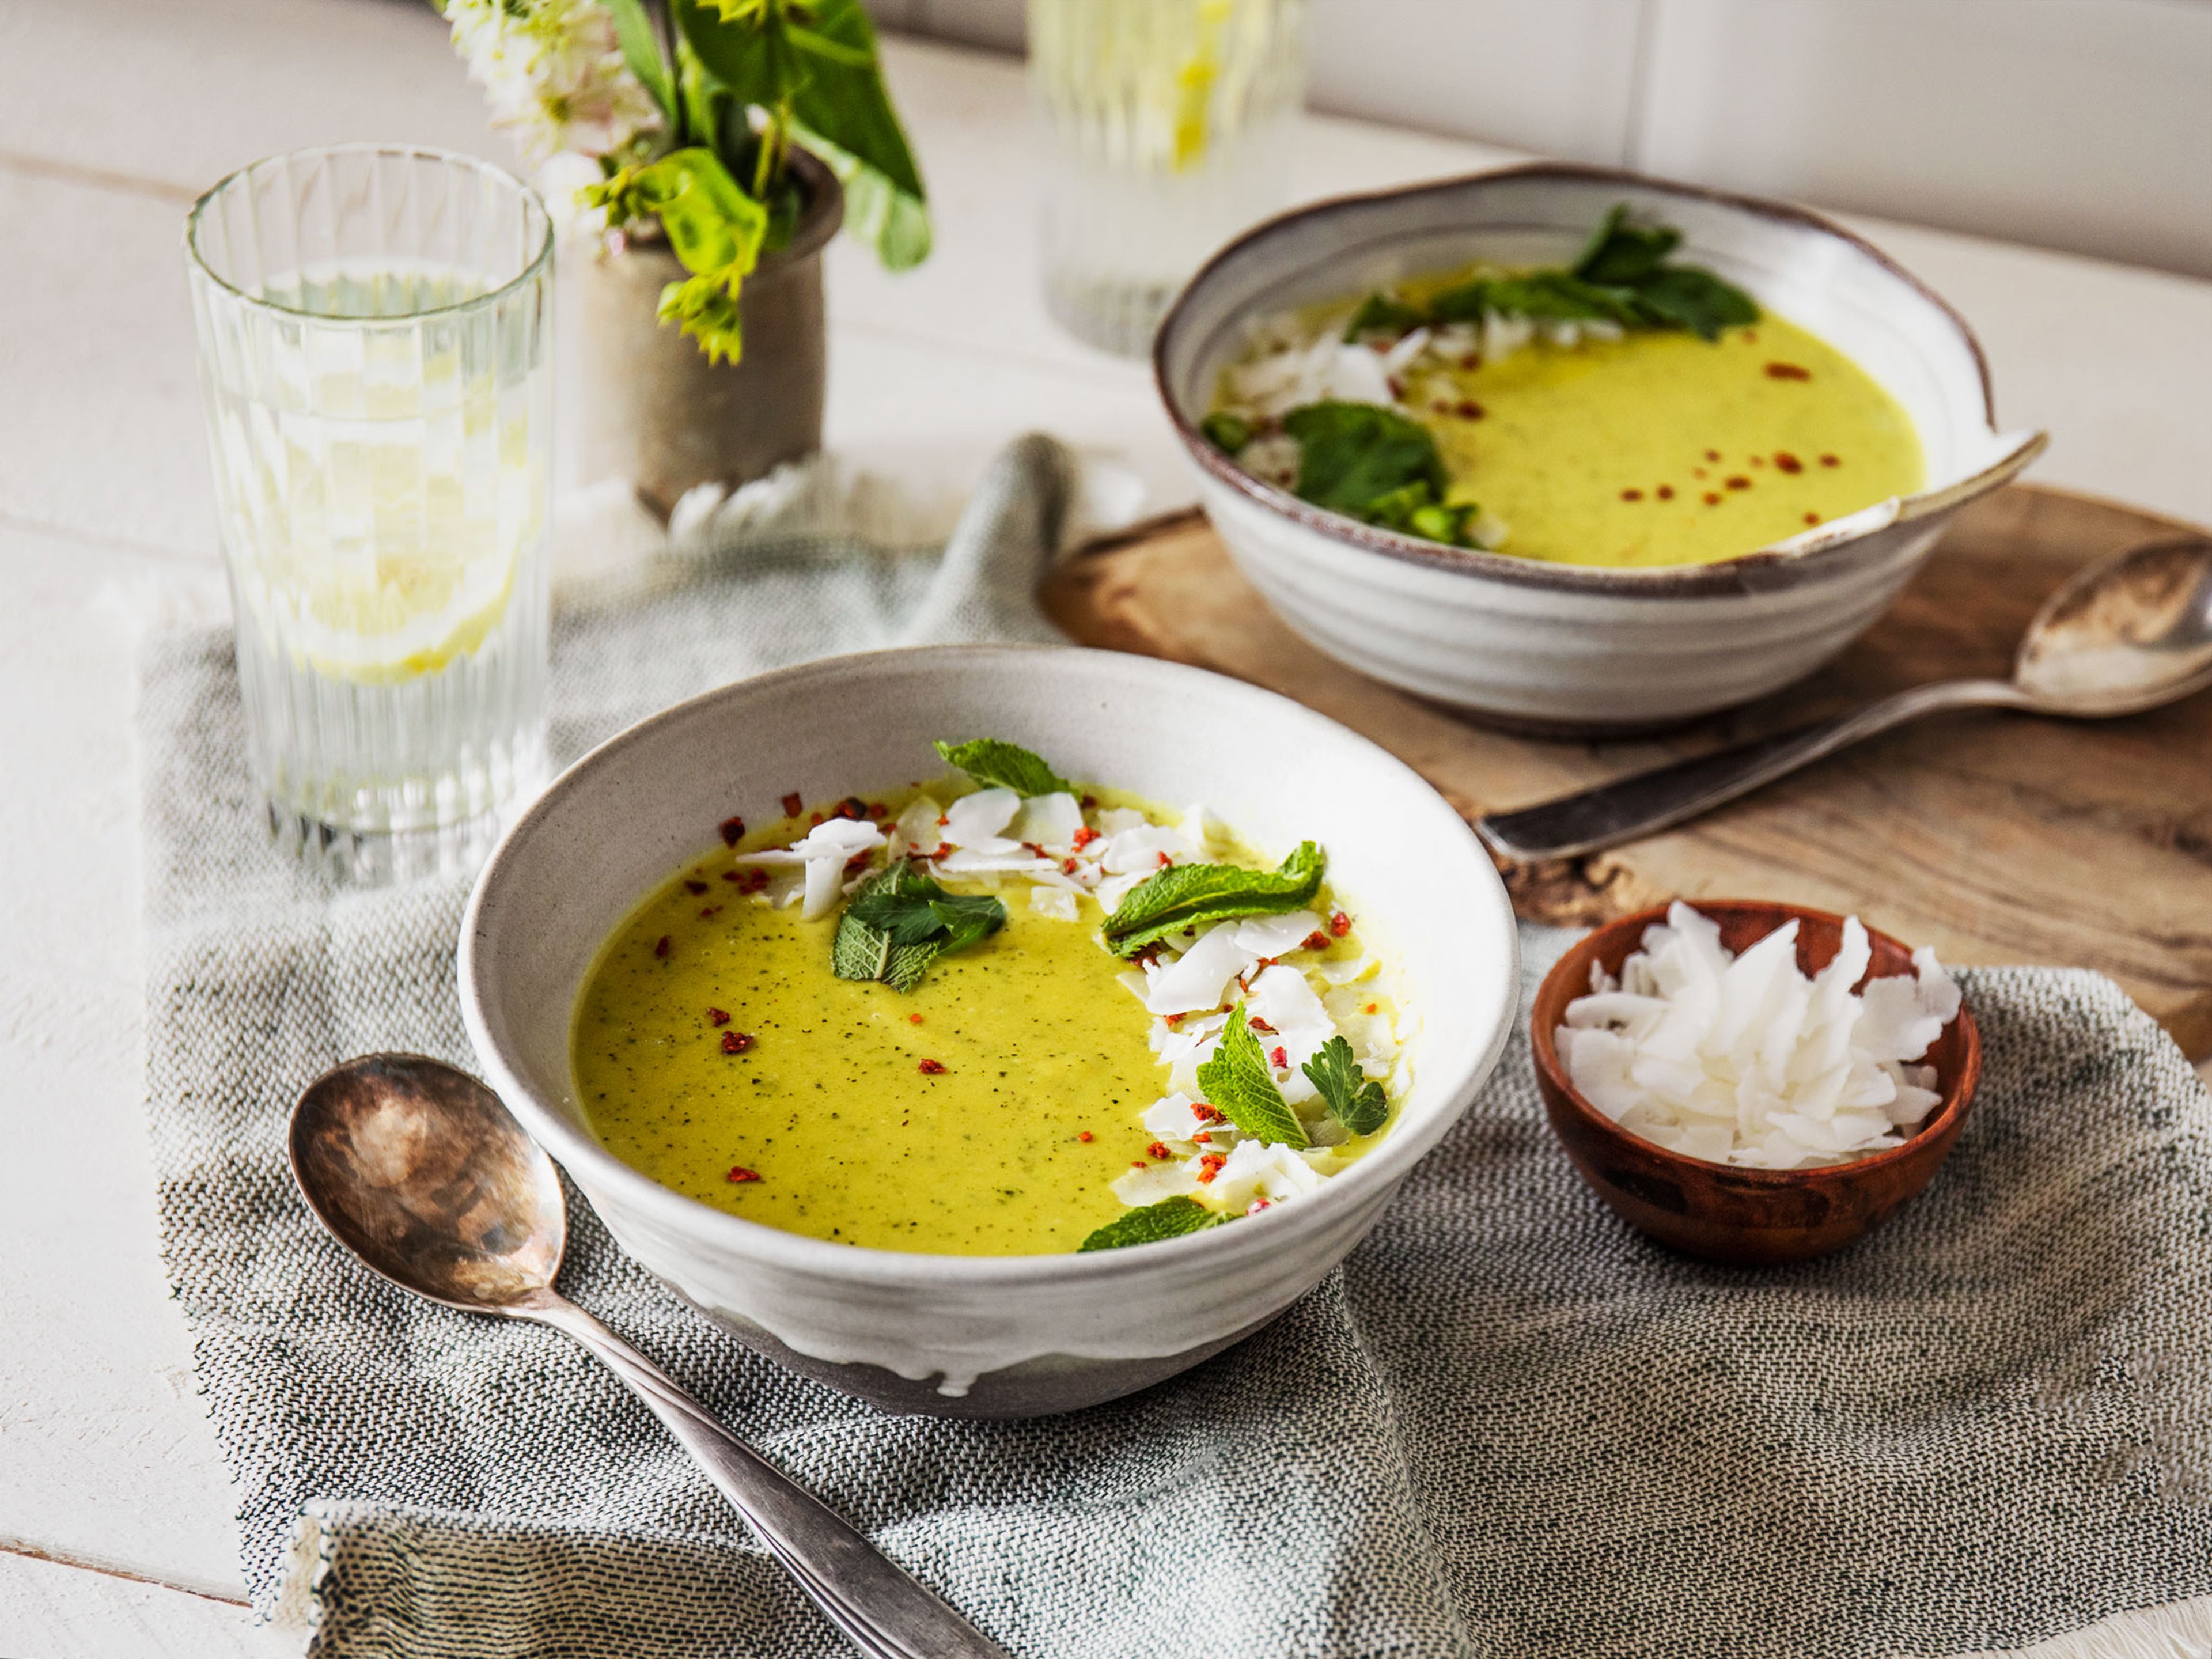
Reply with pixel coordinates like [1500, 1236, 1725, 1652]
[459, 645, 1518, 1416]
[1154, 163, 2048, 733]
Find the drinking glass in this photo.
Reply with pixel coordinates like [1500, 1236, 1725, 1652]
[1030, 0, 1307, 357]
[185, 145, 554, 883]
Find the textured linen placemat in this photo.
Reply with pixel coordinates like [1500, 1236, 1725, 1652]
[143, 436, 2212, 1658]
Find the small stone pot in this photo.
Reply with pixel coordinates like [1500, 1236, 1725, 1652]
[569, 147, 843, 517]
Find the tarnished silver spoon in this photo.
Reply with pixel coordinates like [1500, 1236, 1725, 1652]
[289, 1053, 1012, 1659]
[1478, 534, 2212, 862]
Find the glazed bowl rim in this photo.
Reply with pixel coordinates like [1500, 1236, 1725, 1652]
[458, 642, 1520, 1289]
[1154, 160, 2047, 600]
[1528, 897, 1982, 1189]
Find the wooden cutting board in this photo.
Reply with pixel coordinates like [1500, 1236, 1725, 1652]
[1041, 484, 2212, 1060]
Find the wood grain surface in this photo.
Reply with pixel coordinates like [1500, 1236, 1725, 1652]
[1042, 484, 2212, 1058]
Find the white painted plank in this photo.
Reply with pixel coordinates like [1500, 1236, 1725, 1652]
[1635, 0, 2212, 281]
[0, 1552, 292, 1659]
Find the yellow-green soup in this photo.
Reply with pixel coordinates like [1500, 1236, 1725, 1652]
[1221, 291, 1924, 569]
[573, 793, 1391, 1255]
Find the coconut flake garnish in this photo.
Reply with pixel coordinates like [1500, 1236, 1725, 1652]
[732, 817, 885, 921]
[1557, 902, 1958, 1171]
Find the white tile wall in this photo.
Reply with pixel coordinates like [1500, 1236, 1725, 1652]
[869, 0, 2212, 277]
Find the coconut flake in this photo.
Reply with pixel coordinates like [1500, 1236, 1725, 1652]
[1028, 885, 1080, 922]
[1143, 921, 1257, 1016]
[733, 817, 885, 922]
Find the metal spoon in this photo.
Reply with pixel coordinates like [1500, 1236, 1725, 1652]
[289, 1053, 1012, 1659]
[1477, 534, 2212, 862]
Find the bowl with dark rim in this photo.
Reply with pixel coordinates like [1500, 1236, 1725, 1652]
[1153, 162, 2047, 735]
[1529, 899, 1981, 1265]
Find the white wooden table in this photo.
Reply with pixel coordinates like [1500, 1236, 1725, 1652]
[3, 3, 2209, 1651]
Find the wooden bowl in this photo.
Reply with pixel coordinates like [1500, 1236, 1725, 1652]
[1530, 900, 1981, 1266]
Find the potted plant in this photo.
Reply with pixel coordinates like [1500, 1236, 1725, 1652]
[443, 0, 930, 513]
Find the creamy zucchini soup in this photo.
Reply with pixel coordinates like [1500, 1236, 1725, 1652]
[573, 739, 1407, 1256]
[1203, 204, 1923, 568]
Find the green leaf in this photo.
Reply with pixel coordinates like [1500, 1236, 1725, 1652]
[1302, 1035, 1389, 1137]
[1196, 1004, 1308, 1149]
[1476, 270, 1643, 325]
[1426, 276, 1495, 325]
[834, 861, 1005, 991]
[1572, 202, 1681, 286]
[603, 0, 675, 121]
[1078, 1196, 1221, 1252]
[783, 0, 925, 200]
[1199, 411, 1252, 454]
[1280, 403, 1448, 524]
[933, 738, 1070, 797]
[1342, 291, 1429, 340]
[674, 0, 783, 107]
[791, 119, 933, 270]
[1102, 842, 1325, 958]
[585, 147, 768, 363]
[1626, 265, 1760, 341]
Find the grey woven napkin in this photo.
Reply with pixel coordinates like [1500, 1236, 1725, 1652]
[143, 433, 2212, 1658]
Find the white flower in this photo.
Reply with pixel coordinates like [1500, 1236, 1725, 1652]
[444, 0, 661, 166]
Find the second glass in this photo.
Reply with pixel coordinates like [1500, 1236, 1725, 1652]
[185, 145, 554, 882]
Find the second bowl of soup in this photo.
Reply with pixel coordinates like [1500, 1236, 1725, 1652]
[1155, 164, 2046, 732]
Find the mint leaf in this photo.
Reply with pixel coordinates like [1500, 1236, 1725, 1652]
[1624, 266, 1759, 341]
[1078, 1196, 1220, 1252]
[1282, 403, 1447, 521]
[1571, 203, 1680, 285]
[933, 738, 1070, 797]
[1342, 291, 1428, 340]
[1199, 411, 1252, 455]
[1101, 842, 1325, 959]
[834, 861, 1004, 991]
[1196, 1003, 1309, 1149]
[1302, 1035, 1389, 1136]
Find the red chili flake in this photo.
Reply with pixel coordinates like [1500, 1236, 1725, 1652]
[1455, 399, 1484, 420]
[1081, 793, 1099, 810]
[844, 849, 873, 872]
[698, 906, 722, 919]
[725, 1166, 762, 1184]
[1764, 362, 1812, 381]
[721, 1030, 755, 1054]
[1620, 487, 1644, 502]
[1703, 449, 1721, 462]
[1078, 1130, 1093, 1143]
[1062, 858, 1080, 875]
[1820, 452, 1840, 467]
[835, 796, 868, 821]
[908, 1013, 924, 1025]
[1156, 851, 1173, 868]
[1302, 930, 1330, 951]
[781, 791, 804, 818]
[1804, 512, 1821, 526]
[707, 1007, 731, 1025]
[1248, 1015, 1277, 1034]
[1329, 912, 1352, 938]
[721, 870, 743, 884]
[1147, 1141, 1172, 1161]
[1193, 1131, 1213, 1145]
[928, 844, 953, 862]
[1703, 491, 1722, 506]
[683, 878, 707, 895]
[1385, 376, 1405, 400]
[1071, 825, 1100, 849]
[868, 801, 888, 818]
[1162, 1012, 1186, 1029]
[1657, 484, 1676, 501]
[917, 1058, 946, 1075]
[744, 869, 771, 893]
[1270, 1046, 1289, 1069]
[1363, 1001, 1379, 1015]
[1725, 475, 1752, 491]
[718, 816, 746, 847]
[1774, 451, 1804, 474]
[654, 935, 671, 959]
[936, 812, 950, 827]
[809, 811, 824, 827]
[1247, 1199, 1271, 1216]
[1196, 1153, 1228, 1184]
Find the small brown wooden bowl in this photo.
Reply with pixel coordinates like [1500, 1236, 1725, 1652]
[1530, 900, 1981, 1267]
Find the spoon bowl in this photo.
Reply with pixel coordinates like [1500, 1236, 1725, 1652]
[291, 1053, 565, 1312]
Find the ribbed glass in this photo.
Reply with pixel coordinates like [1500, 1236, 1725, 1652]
[1030, 0, 1307, 355]
[185, 145, 554, 882]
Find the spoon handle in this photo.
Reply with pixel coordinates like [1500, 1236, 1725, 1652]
[526, 1291, 1012, 1659]
[1476, 678, 2031, 862]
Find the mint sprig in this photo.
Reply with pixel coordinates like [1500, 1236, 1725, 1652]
[1078, 1195, 1220, 1252]
[1101, 842, 1325, 959]
[1195, 1003, 1308, 1149]
[832, 861, 1005, 991]
[1303, 1035, 1389, 1137]
[933, 737, 1070, 797]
